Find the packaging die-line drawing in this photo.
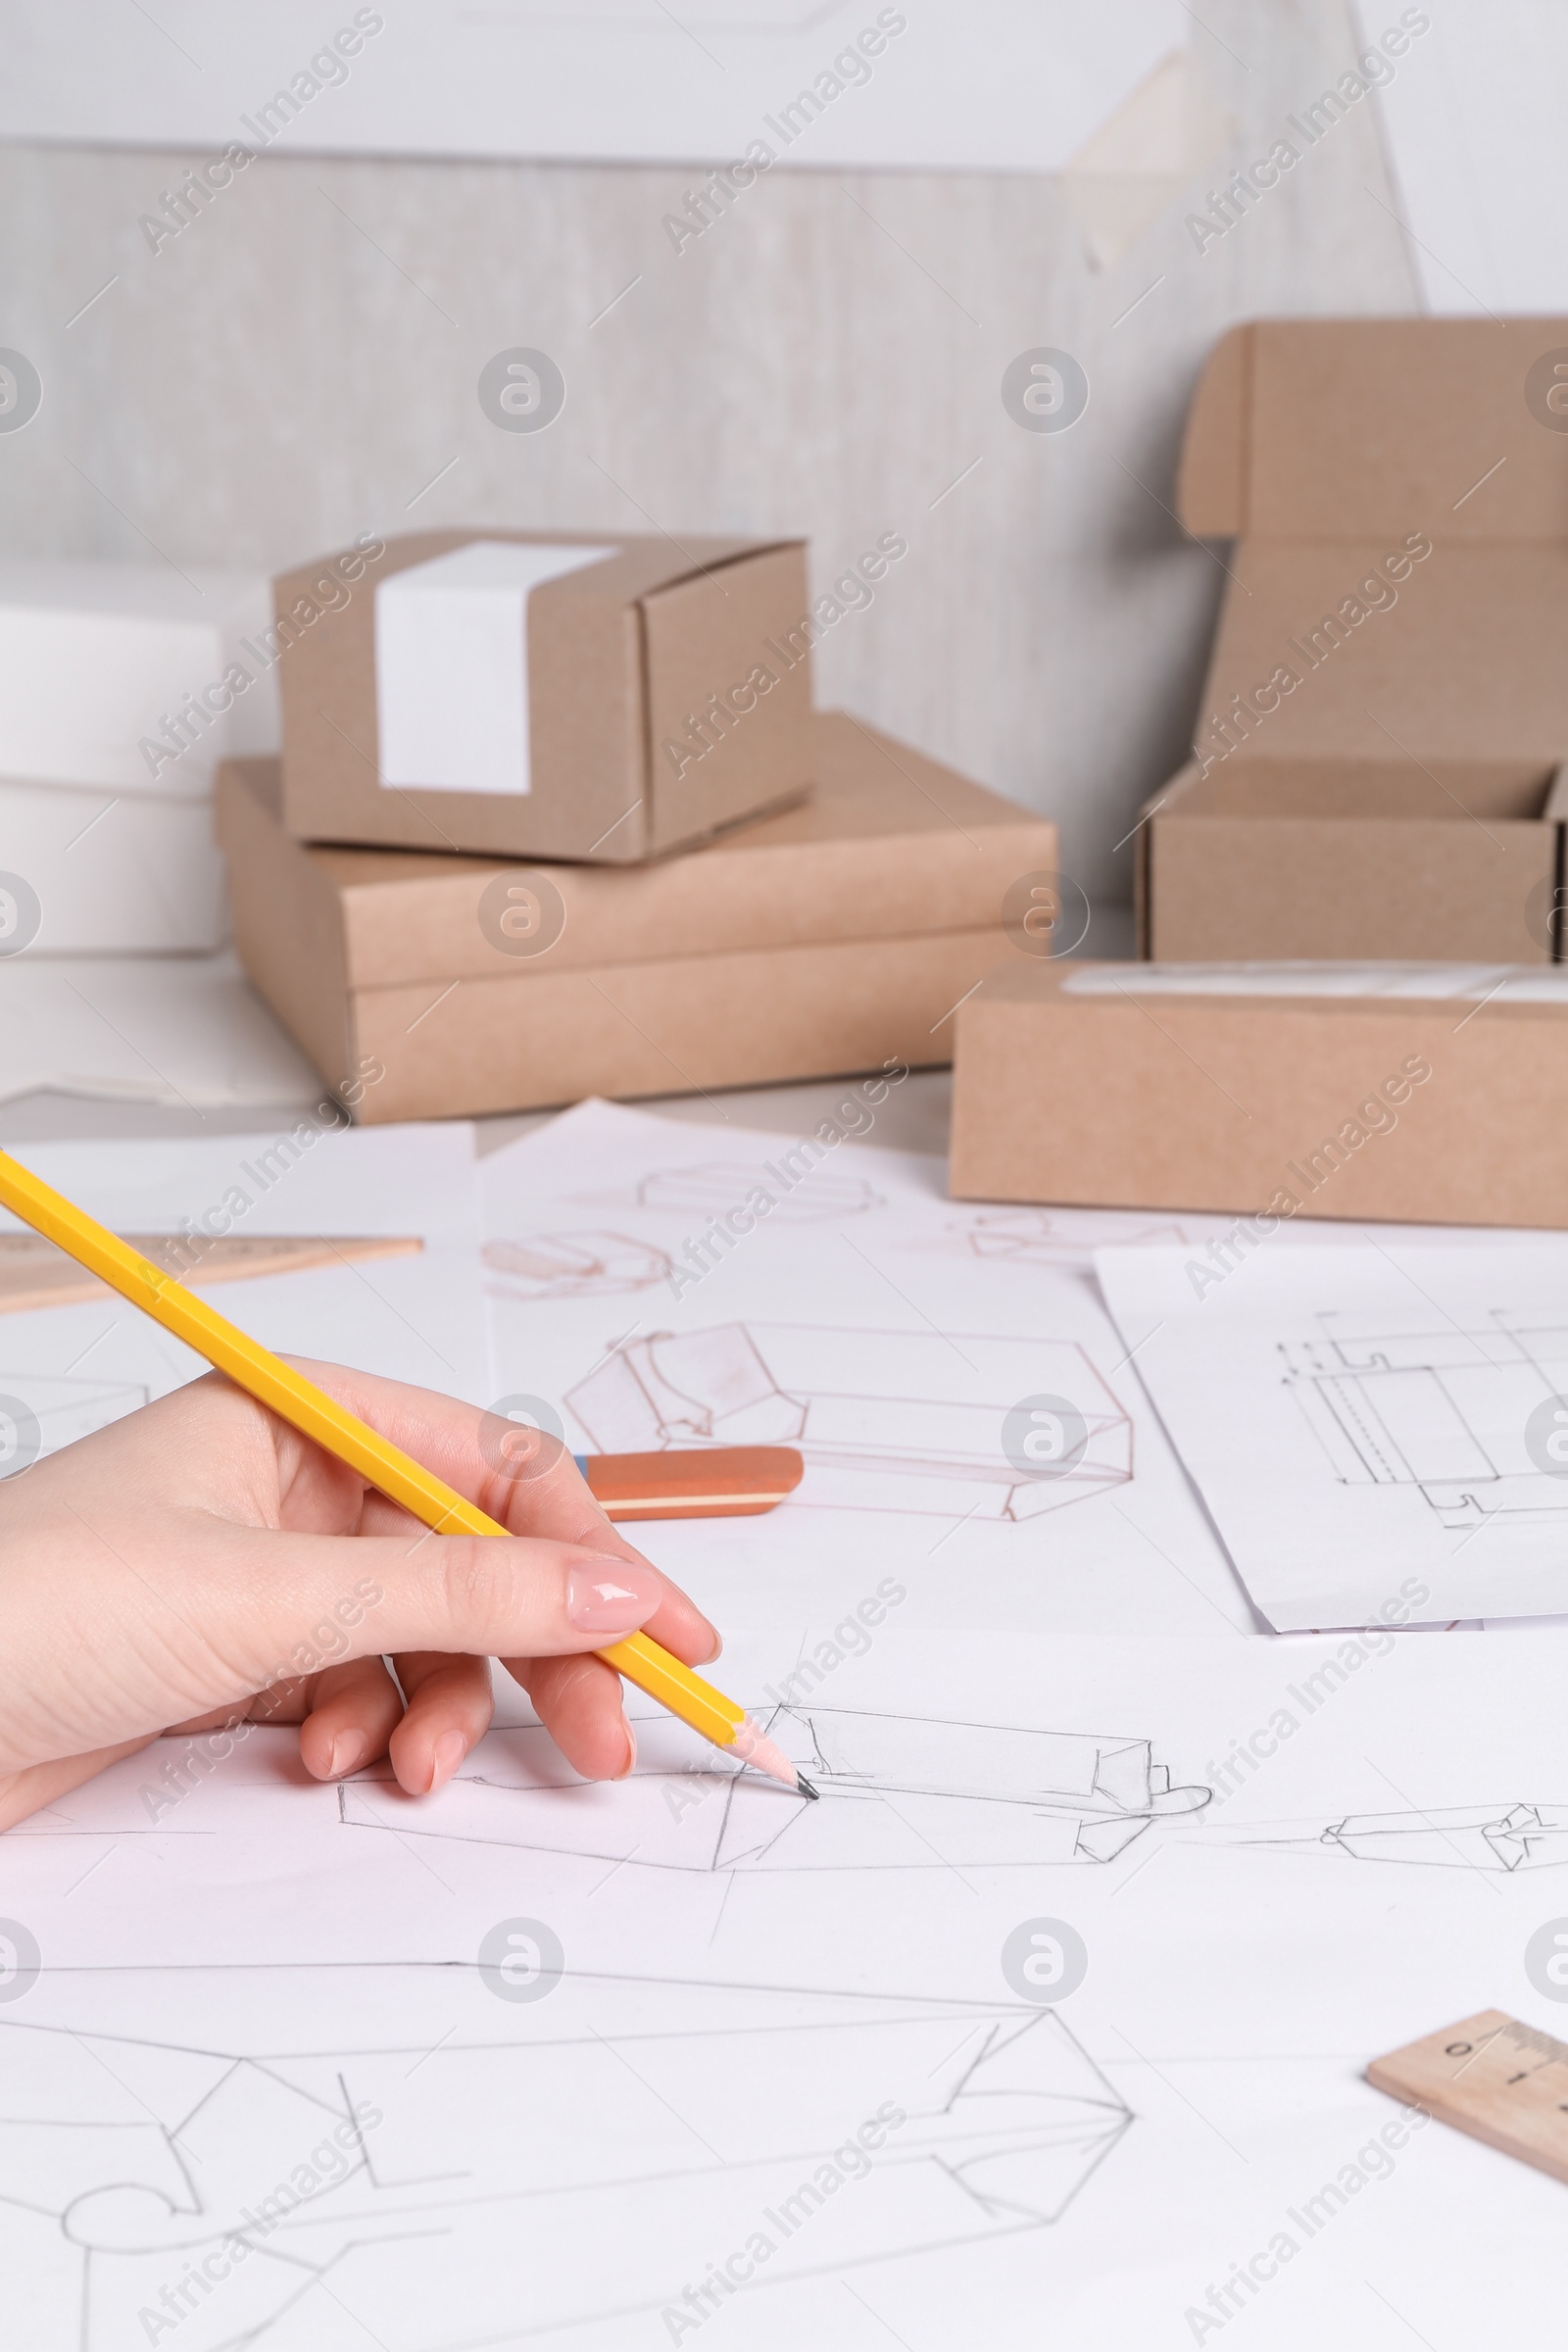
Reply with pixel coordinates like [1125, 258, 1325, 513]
[1283, 1306, 1568, 1529]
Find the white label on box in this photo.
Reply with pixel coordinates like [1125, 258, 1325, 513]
[1062, 961, 1568, 1004]
[373, 541, 619, 797]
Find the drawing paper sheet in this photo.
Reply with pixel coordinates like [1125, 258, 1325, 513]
[0, 1122, 490, 1449]
[1096, 1241, 1568, 1631]
[0, 950, 324, 1108]
[478, 1097, 1268, 1638]
[10, 1626, 1568, 2347]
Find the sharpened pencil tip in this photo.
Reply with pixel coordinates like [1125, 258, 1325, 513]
[795, 1772, 820, 1801]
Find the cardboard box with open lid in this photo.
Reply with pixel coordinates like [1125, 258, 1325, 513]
[1138, 318, 1568, 961]
[273, 528, 814, 862]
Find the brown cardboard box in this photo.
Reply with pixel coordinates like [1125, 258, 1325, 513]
[272, 528, 818, 862]
[1138, 317, 1568, 961]
[219, 712, 1057, 1123]
[1143, 756, 1568, 961]
[950, 958, 1568, 1228]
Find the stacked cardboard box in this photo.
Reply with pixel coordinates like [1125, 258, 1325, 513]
[220, 528, 1056, 1118]
[951, 315, 1568, 1227]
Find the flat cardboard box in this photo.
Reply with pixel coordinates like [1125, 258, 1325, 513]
[950, 959, 1568, 1229]
[274, 527, 817, 862]
[1139, 317, 1568, 961]
[219, 712, 1056, 1121]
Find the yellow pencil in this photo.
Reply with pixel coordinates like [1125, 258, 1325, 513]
[0, 1149, 813, 1798]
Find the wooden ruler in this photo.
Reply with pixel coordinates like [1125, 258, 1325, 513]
[0, 1232, 421, 1314]
[1368, 2008, 1568, 2185]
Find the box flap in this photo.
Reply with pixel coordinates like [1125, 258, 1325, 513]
[1176, 324, 1252, 537]
[1196, 538, 1568, 761]
[1177, 318, 1568, 544]
[640, 544, 814, 855]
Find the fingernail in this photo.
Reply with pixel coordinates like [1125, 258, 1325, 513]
[329, 1731, 368, 1779]
[697, 1623, 722, 1665]
[614, 1718, 637, 1780]
[565, 1557, 662, 1634]
[430, 1729, 466, 1791]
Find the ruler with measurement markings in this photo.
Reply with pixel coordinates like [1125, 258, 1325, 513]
[1369, 2009, 1568, 2185]
[0, 1231, 421, 1314]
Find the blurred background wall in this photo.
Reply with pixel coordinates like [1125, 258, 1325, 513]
[0, 0, 1420, 906]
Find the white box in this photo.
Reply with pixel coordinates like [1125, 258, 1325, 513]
[0, 778, 224, 954]
[0, 560, 278, 801]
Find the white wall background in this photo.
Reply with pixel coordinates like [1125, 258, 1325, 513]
[0, 0, 1428, 903]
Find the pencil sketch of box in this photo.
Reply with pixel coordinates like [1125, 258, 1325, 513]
[0, 1372, 146, 1475]
[636, 1161, 882, 1221]
[1283, 1308, 1568, 1531]
[948, 1208, 1192, 1266]
[1, 1969, 1130, 2343]
[482, 1229, 671, 1301]
[340, 1704, 1210, 1872]
[564, 1322, 1131, 1519]
[1321, 1803, 1568, 1870]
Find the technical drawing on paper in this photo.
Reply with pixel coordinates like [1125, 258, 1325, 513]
[1322, 1804, 1568, 1868]
[341, 1703, 1212, 1872]
[914, 1208, 1194, 1269]
[564, 1323, 1132, 1520]
[629, 1162, 884, 1222]
[0, 1372, 146, 1478]
[1216, 1804, 1568, 1872]
[1281, 1308, 1568, 1530]
[0, 1967, 1132, 2347]
[481, 1230, 672, 1301]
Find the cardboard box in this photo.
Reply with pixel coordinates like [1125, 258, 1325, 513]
[219, 712, 1057, 1121]
[1139, 317, 1568, 962]
[951, 959, 1568, 1229]
[0, 559, 276, 797]
[1144, 756, 1568, 962]
[274, 528, 819, 862]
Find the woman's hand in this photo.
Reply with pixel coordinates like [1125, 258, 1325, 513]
[0, 1360, 718, 1832]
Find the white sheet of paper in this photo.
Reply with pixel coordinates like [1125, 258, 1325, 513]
[1096, 1239, 1568, 1630]
[0, 1122, 491, 1449]
[9, 1624, 1568, 2346]
[374, 541, 619, 797]
[0, 952, 326, 1108]
[477, 1097, 1263, 1636]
